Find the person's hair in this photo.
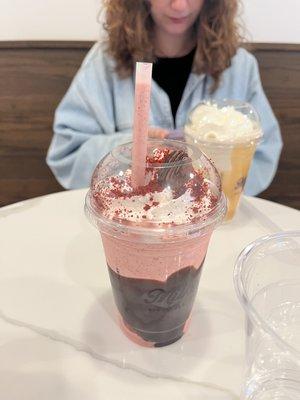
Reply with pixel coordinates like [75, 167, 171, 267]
[103, 0, 242, 91]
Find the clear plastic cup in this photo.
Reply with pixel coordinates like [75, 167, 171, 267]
[234, 231, 300, 399]
[85, 139, 226, 347]
[185, 100, 263, 221]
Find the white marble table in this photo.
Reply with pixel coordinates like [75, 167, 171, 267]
[0, 190, 299, 400]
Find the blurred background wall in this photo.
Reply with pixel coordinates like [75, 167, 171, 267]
[0, 0, 299, 43]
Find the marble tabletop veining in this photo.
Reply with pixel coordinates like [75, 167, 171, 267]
[0, 190, 299, 399]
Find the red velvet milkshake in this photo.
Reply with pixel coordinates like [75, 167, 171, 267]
[85, 139, 226, 347]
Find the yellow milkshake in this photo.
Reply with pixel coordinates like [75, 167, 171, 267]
[185, 100, 262, 221]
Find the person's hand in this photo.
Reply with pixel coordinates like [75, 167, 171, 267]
[148, 127, 185, 140]
[148, 127, 169, 139]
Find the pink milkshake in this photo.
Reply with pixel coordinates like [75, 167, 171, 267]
[85, 139, 226, 347]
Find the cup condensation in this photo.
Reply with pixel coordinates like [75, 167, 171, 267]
[85, 139, 226, 347]
[185, 100, 263, 221]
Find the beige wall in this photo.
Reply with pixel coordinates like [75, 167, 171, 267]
[0, 0, 101, 40]
[0, 0, 299, 43]
[242, 0, 300, 43]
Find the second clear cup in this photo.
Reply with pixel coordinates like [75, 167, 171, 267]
[234, 231, 300, 399]
[185, 100, 263, 221]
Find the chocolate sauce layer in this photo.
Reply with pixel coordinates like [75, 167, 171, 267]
[108, 261, 204, 346]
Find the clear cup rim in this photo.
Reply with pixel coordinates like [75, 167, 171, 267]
[111, 138, 208, 169]
[233, 230, 300, 359]
[85, 190, 227, 239]
[186, 132, 263, 148]
[188, 98, 261, 119]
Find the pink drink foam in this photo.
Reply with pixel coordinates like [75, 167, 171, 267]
[101, 232, 211, 281]
[92, 147, 217, 281]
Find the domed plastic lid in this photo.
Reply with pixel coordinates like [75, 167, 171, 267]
[85, 139, 226, 239]
[185, 99, 263, 147]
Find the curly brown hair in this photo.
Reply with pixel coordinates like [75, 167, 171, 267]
[103, 0, 242, 91]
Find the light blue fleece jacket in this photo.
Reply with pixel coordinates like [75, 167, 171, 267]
[46, 43, 282, 195]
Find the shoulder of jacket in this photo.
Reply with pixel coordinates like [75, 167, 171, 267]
[231, 47, 258, 70]
[81, 41, 116, 72]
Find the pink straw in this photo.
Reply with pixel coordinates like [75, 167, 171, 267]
[132, 62, 153, 188]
